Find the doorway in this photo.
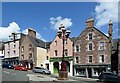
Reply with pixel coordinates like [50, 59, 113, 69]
[88, 68, 92, 78]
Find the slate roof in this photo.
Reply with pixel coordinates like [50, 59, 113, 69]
[70, 37, 79, 43]
[46, 42, 52, 48]
[28, 36, 46, 48]
[0, 41, 4, 50]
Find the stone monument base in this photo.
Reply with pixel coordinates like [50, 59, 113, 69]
[58, 70, 68, 80]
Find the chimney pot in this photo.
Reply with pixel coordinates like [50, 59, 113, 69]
[86, 18, 94, 28]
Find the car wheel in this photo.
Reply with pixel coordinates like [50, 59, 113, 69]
[43, 71, 45, 74]
[33, 70, 36, 73]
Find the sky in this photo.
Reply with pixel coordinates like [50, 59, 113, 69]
[1, 0, 119, 42]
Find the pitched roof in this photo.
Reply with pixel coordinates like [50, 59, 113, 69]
[28, 36, 46, 48]
[45, 42, 52, 48]
[79, 27, 109, 39]
[70, 37, 79, 43]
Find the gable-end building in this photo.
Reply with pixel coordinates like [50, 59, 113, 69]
[73, 18, 112, 78]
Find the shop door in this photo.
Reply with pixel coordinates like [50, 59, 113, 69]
[88, 68, 92, 78]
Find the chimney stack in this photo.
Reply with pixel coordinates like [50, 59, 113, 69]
[108, 20, 113, 37]
[86, 18, 94, 28]
[28, 28, 36, 38]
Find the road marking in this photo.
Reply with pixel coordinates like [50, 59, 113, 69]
[3, 71, 10, 74]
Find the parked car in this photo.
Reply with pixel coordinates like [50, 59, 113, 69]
[14, 65, 28, 71]
[32, 67, 51, 75]
[2, 63, 14, 69]
[98, 72, 120, 82]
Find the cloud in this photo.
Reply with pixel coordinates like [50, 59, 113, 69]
[50, 16, 72, 30]
[95, 1, 119, 28]
[0, 22, 20, 41]
[0, 22, 46, 42]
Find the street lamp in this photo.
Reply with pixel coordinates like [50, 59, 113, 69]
[57, 24, 71, 80]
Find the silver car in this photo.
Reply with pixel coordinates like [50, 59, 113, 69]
[32, 67, 51, 75]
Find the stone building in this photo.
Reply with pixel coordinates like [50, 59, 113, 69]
[73, 18, 112, 78]
[0, 41, 4, 66]
[111, 39, 120, 74]
[19, 28, 50, 69]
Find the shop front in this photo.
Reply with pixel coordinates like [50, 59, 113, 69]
[50, 56, 73, 76]
[74, 64, 111, 78]
[3, 57, 19, 66]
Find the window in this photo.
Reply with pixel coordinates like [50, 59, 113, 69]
[76, 45, 79, 52]
[54, 50, 57, 56]
[47, 49, 49, 53]
[76, 57, 79, 63]
[8, 51, 9, 55]
[29, 45, 32, 51]
[29, 53, 32, 59]
[89, 43, 92, 51]
[13, 44, 16, 48]
[21, 55, 24, 59]
[65, 40, 67, 44]
[21, 46, 24, 52]
[54, 41, 57, 46]
[89, 33, 92, 40]
[64, 49, 68, 56]
[46, 56, 49, 60]
[88, 56, 92, 63]
[99, 55, 104, 63]
[99, 42, 104, 50]
[13, 50, 16, 54]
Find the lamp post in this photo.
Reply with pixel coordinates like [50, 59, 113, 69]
[57, 24, 71, 80]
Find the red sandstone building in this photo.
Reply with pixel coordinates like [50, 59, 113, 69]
[73, 18, 112, 78]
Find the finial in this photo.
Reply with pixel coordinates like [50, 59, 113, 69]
[109, 20, 112, 24]
[60, 24, 63, 27]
